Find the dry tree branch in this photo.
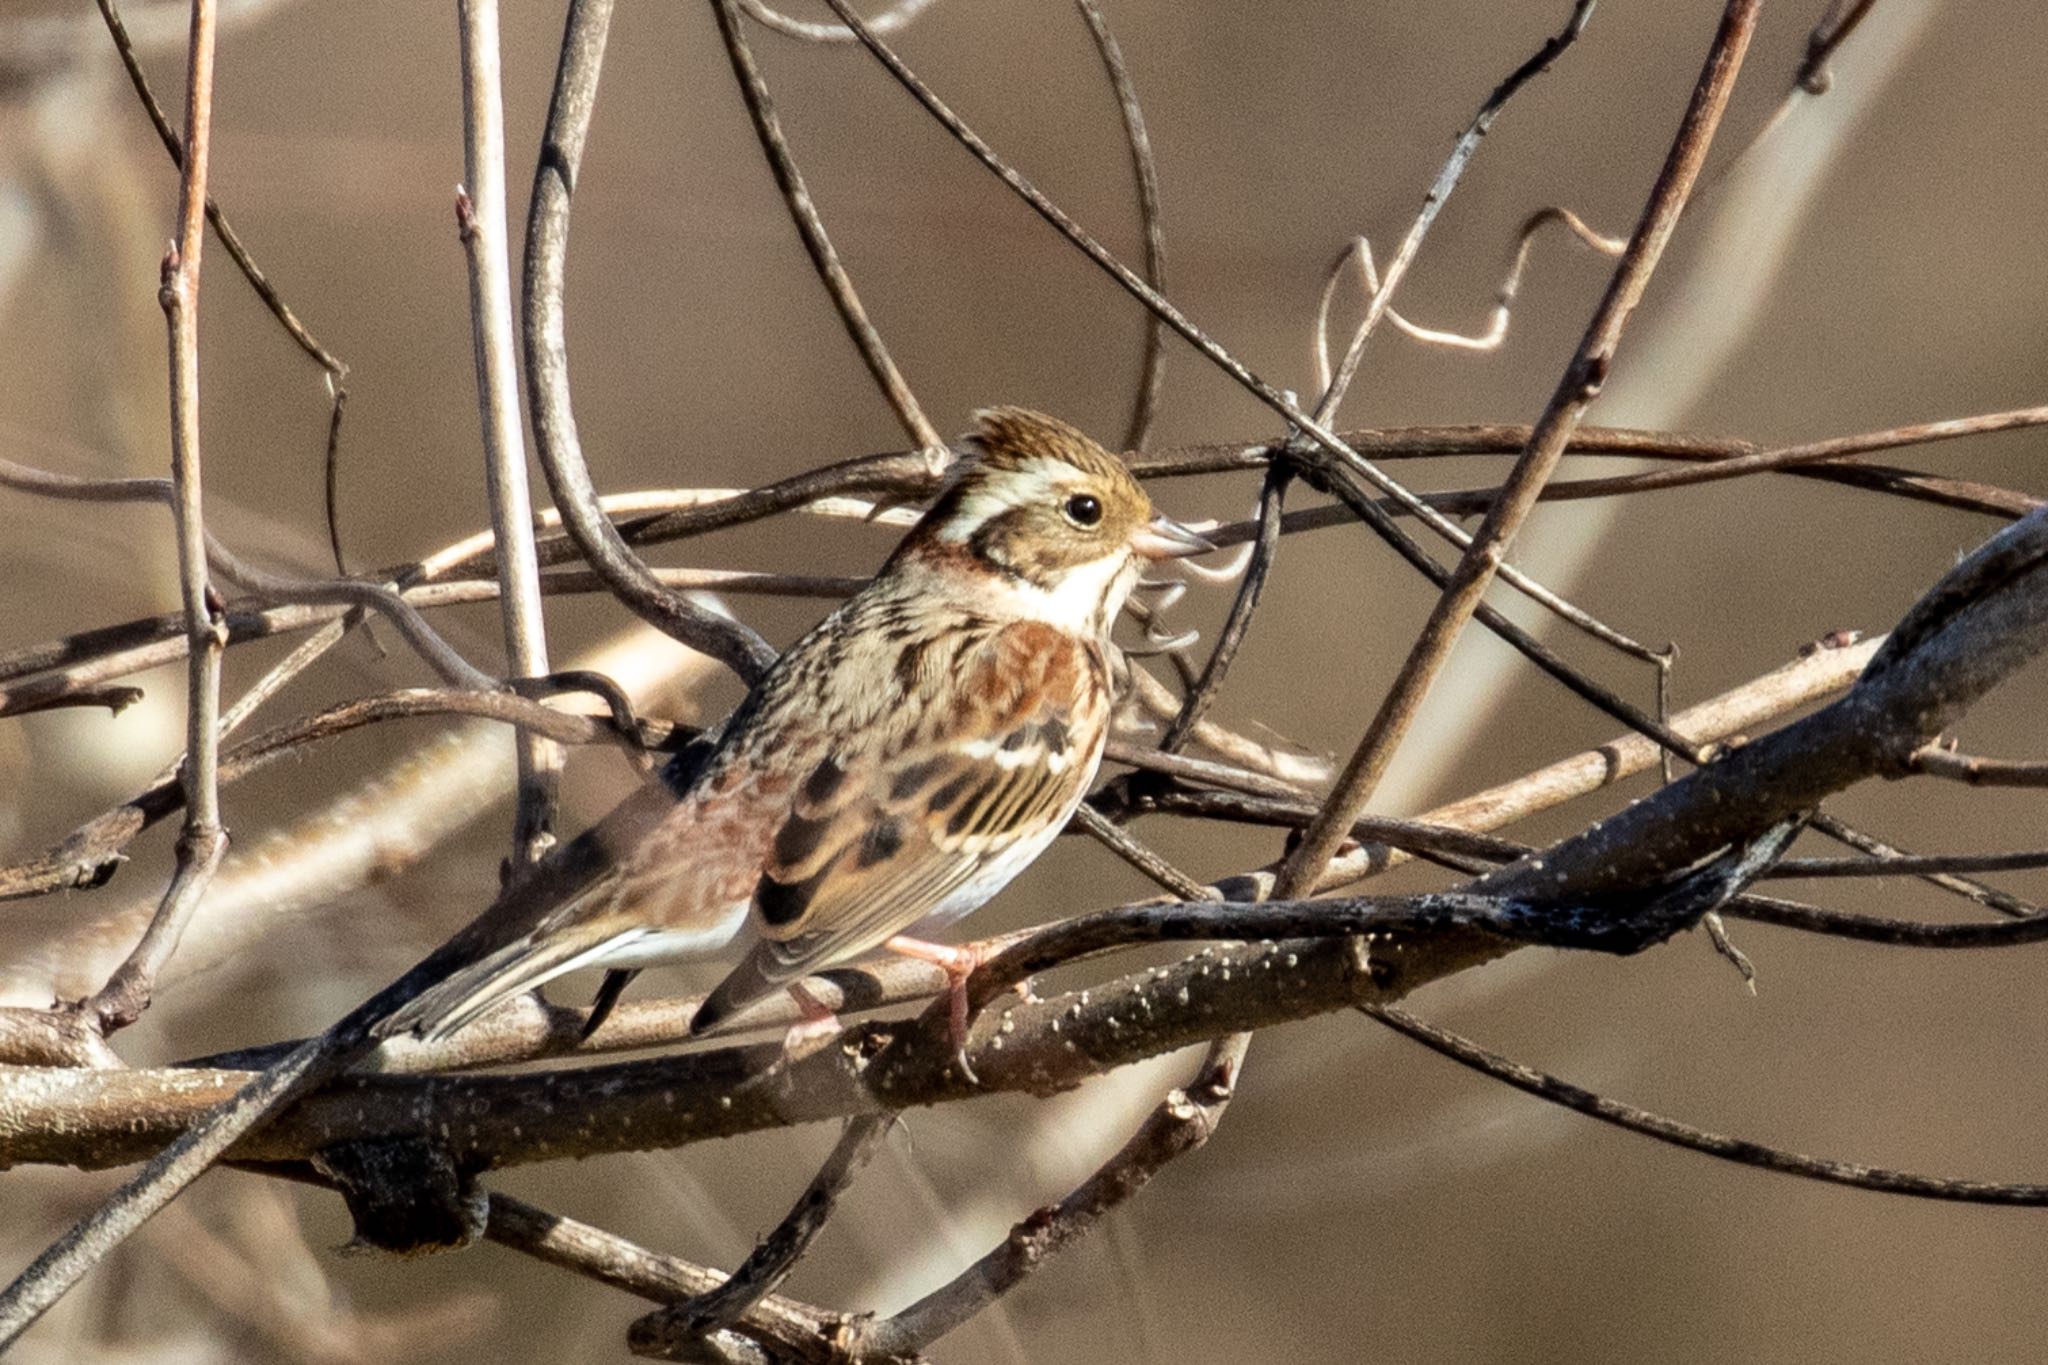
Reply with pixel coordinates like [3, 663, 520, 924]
[1310, 0, 1596, 422]
[1772, 850, 2048, 878]
[1315, 209, 1625, 376]
[1910, 746, 2048, 788]
[1723, 896, 2048, 950]
[79, 0, 227, 1038]
[0, 449, 499, 699]
[1073, 0, 1169, 451]
[1795, 0, 1882, 95]
[714, 0, 947, 468]
[1069, 803, 1208, 900]
[0, 0, 225, 1339]
[1158, 464, 1288, 753]
[485, 1194, 871, 1365]
[1476, 504, 2048, 901]
[1364, 1005, 2048, 1205]
[1140, 418, 2040, 520]
[456, 0, 560, 866]
[522, 0, 778, 683]
[827, 1035, 1248, 1363]
[0, 686, 645, 902]
[1542, 404, 2048, 501]
[93, 0, 356, 577]
[631, 1115, 892, 1352]
[1306, 459, 1701, 760]
[1277, 0, 1763, 896]
[1807, 810, 2040, 919]
[737, 0, 934, 46]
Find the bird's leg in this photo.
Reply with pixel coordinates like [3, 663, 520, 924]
[885, 936, 986, 1079]
[780, 981, 843, 1059]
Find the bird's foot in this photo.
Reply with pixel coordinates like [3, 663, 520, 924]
[885, 936, 986, 1082]
[780, 981, 844, 1061]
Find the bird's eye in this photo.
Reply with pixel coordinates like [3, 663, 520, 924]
[1063, 493, 1103, 527]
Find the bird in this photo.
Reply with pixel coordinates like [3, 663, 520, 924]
[374, 404, 1212, 1050]
[0, 408, 1211, 1335]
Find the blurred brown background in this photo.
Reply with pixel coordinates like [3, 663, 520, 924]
[1, 1, 2044, 1361]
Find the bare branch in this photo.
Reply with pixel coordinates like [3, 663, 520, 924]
[714, 0, 947, 467]
[486, 1194, 875, 1365]
[93, 0, 354, 572]
[82, 0, 229, 1037]
[1910, 744, 2048, 789]
[456, 0, 560, 865]
[1366, 1004, 2048, 1204]
[1311, 0, 1596, 420]
[1074, 0, 1169, 450]
[854, 1034, 1248, 1358]
[1279, 0, 1763, 895]
[522, 0, 779, 682]
[630, 1116, 890, 1351]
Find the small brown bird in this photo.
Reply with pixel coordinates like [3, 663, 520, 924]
[0, 409, 1210, 1336]
[379, 405, 1210, 1045]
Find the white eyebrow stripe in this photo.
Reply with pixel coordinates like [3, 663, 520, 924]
[933, 458, 1078, 542]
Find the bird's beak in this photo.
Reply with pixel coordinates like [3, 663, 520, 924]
[1130, 514, 1216, 561]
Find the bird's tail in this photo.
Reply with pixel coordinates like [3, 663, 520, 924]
[376, 923, 645, 1044]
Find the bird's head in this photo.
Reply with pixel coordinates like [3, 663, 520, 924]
[894, 408, 1211, 632]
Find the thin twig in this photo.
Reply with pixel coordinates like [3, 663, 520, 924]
[457, 0, 560, 866]
[1, 684, 644, 901]
[1074, 0, 1168, 450]
[1314, 208, 1625, 375]
[1069, 803, 1209, 900]
[6, 3, 224, 1278]
[1723, 895, 2048, 949]
[633, 1116, 890, 1348]
[1910, 745, 2048, 788]
[521, 0, 778, 682]
[1277, 0, 1763, 897]
[854, 1034, 1249, 1357]
[1772, 850, 2048, 879]
[485, 1193, 874, 1364]
[737, 0, 934, 45]
[1809, 812, 2042, 919]
[1310, 464, 1706, 761]
[80, 0, 229, 1038]
[1366, 1004, 2048, 1204]
[716, 0, 947, 469]
[1306, 634, 1880, 893]
[94, 0, 354, 570]
[1794, 0, 1881, 93]
[1543, 404, 2048, 501]
[1312, 0, 1596, 421]
[1159, 464, 1288, 753]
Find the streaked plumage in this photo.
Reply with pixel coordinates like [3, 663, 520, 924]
[379, 407, 1209, 1046]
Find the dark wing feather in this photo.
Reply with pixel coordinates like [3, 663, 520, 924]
[762, 719, 1081, 971]
[691, 627, 1104, 1034]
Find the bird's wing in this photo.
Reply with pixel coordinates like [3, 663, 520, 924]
[692, 622, 1105, 1031]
